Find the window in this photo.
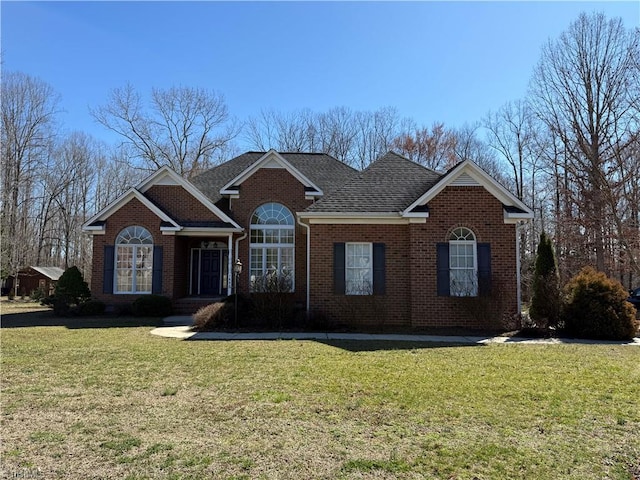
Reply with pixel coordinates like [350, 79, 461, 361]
[334, 243, 385, 296]
[346, 243, 373, 295]
[449, 227, 477, 296]
[249, 203, 294, 292]
[437, 228, 491, 298]
[115, 226, 153, 294]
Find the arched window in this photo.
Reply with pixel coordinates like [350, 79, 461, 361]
[249, 203, 294, 292]
[449, 227, 477, 296]
[115, 226, 153, 294]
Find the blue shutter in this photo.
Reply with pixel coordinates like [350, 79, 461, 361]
[477, 243, 491, 296]
[373, 243, 386, 295]
[333, 243, 345, 294]
[103, 246, 115, 294]
[436, 243, 450, 296]
[152, 246, 163, 294]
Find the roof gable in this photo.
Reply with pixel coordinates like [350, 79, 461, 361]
[82, 188, 182, 233]
[83, 167, 242, 234]
[402, 160, 533, 222]
[191, 151, 357, 204]
[303, 151, 441, 214]
[138, 167, 241, 228]
[219, 150, 323, 197]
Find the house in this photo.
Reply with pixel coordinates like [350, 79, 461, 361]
[82, 150, 533, 330]
[4, 266, 65, 297]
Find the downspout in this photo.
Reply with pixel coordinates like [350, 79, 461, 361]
[296, 215, 311, 316]
[515, 221, 527, 318]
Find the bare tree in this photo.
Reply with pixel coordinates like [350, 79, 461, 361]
[392, 121, 458, 171]
[1, 71, 59, 283]
[451, 123, 503, 181]
[244, 106, 406, 169]
[91, 84, 239, 178]
[530, 12, 640, 275]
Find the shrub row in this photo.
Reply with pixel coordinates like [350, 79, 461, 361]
[528, 265, 638, 341]
[43, 267, 173, 318]
[192, 293, 309, 332]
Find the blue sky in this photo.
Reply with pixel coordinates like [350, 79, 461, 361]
[3, 1, 639, 149]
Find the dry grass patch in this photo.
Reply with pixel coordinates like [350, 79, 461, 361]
[1, 323, 639, 479]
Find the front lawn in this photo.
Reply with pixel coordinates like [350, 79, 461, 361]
[1, 319, 639, 479]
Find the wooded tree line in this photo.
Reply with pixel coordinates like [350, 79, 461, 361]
[2, 12, 639, 293]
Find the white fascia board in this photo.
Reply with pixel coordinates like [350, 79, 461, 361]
[83, 224, 106, 232]
[402, 160, 534, 219]
[298, 212, 410, 225]
[176, 227, 244, 236]
[305, 192, 323, 200]
[219, 149, 324, 197]
[136, 165, 242, 230]
[504, 210, 534, 224]
[81, 188, 182, 232]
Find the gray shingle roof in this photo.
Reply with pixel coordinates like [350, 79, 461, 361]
[305, 152, 442, 213]
[190, 152, 358, 204]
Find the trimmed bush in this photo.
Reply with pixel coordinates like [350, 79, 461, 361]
[563, 267, 638, 340]
[529, 232, 561, 330]
[131, 295, 173, 317]
[77, 299, 106, 316]
[54, 266, 91, 305]
[192, 302, 232, 331]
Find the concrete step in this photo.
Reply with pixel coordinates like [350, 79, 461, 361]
[173, 297, 223, 315]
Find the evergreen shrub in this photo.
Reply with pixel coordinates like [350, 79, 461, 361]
[529, 232, 561, 330]
[563, 267, 638, 340]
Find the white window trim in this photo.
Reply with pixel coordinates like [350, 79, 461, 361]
[449, 228, 477, 297]
[345, 242, 373, 296]
[115, 244, 154, 294]
[249, 203, 295, 292]
[114, 226, 153, 295]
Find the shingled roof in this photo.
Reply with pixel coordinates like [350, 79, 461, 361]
[305, 152, 441, 213]
[191, 152, 357, 204]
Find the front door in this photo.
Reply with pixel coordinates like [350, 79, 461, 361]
[200, 250, 220, 296]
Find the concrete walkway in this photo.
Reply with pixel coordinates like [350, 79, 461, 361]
[152, 316, 640, 345]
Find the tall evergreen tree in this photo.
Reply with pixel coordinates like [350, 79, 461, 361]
[529, 232, 561, 330]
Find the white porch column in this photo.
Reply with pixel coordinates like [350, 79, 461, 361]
[227, 233, 233, 296]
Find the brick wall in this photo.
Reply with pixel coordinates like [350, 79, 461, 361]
[89, 170, 520, 329]
[409, 186, 518, 329]
[307, 186, 519, 330]
[145, 185, 222, 223]
[309, 223, 412, 328]
[230, 168, 313, 305]
[89, 197, 177, 307]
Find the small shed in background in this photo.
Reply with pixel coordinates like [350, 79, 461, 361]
[3, 266, 65, 297]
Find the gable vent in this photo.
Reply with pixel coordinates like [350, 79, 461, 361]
[451, 172, 480, 187]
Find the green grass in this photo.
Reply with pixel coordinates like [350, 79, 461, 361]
[1, 322, 639, 479]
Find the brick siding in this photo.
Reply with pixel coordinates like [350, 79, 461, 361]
[230, 168, 313, 306]
[90, 197, 177, 307]
[90, 170, 520, 329]
[145, 185, 223, 223]
[308, 186, 519, 330]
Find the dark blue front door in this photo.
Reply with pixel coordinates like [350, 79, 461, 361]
[200, 250, 220, 295]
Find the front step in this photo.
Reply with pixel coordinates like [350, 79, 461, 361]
[173, 297, 223, 315]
